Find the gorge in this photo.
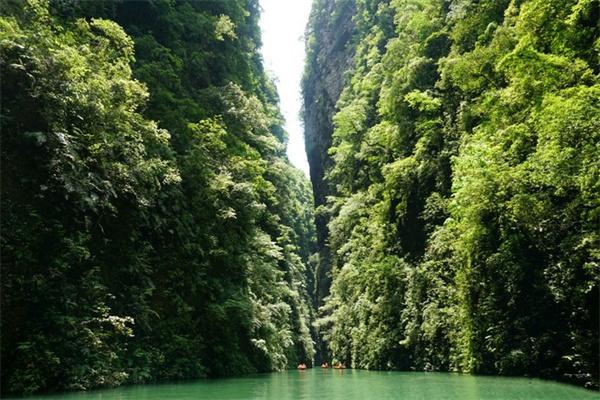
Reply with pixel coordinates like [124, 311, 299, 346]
[1, 0, 598, 397]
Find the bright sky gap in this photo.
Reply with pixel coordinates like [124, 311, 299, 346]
[259, 0, 312, 176]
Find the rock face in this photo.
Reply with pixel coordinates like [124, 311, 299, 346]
[302, 0, 356, 307]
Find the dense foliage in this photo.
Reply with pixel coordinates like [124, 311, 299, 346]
[1, 0, 316, 395]
[305, 0, 599, 388]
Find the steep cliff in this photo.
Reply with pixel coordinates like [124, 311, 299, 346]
[303, 0, 599, 388]
[302, 0, 356, 306]
[1, 0, 317, 394]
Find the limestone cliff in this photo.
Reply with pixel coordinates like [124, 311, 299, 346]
[302, 0, 356, 307]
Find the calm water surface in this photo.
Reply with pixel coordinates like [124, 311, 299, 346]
[9, 369, 599, 400]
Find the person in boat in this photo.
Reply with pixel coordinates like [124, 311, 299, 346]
[334, 362, 346, 369]
[297, 362, 307, 370]
[321, 362, 329, 368]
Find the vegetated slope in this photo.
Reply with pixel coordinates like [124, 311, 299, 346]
[303, 0, 599, 388]
[1, 0, 316, 395]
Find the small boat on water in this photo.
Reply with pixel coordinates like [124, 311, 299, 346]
[297, 363, 307, 370]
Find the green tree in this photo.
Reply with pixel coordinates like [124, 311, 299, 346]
[306, 0, 599, 388]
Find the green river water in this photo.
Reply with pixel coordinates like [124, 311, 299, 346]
[8, 369, 599, 400]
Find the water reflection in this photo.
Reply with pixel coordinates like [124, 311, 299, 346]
[7, 370, 597, 400]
